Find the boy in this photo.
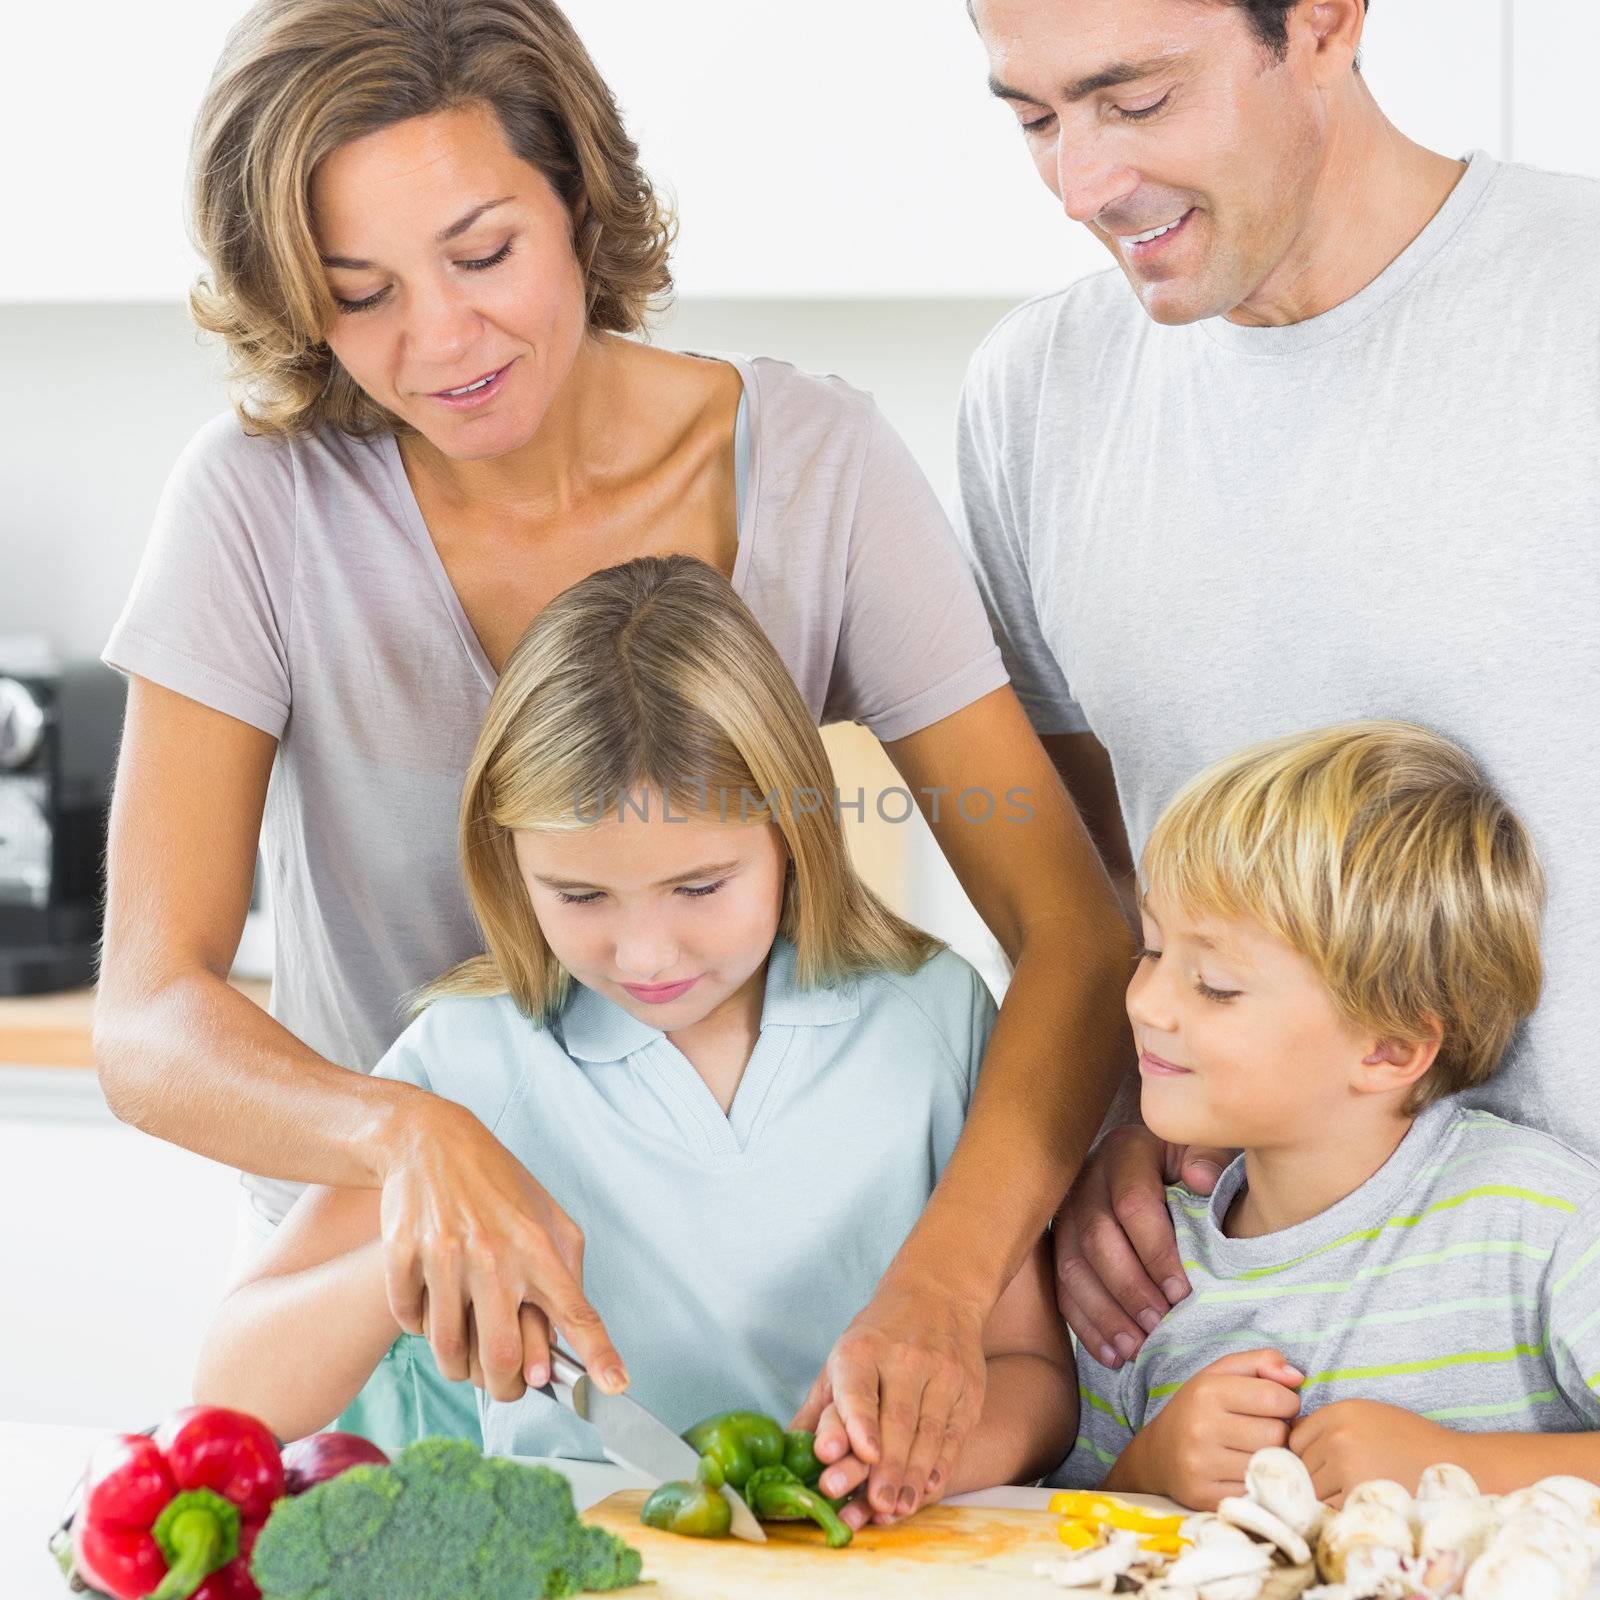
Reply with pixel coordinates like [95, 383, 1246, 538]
[1058, 721, 1600, 1508]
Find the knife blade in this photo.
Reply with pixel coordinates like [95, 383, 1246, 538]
[546, 1349, 767, 1543]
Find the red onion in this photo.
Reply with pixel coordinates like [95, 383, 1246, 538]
[280, 1431, 390, 1495]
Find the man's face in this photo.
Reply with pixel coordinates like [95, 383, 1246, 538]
[973, 0, 1332, 325]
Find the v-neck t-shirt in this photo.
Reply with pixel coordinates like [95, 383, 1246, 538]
[367, 936, 997, 1459]
[103, 354, 1008, 1222]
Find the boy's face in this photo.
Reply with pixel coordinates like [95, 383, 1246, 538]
[1127, 884, 1379, 1150]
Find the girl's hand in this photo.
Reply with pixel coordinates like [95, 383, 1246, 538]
[1290, 1401, 1457, 1505]
[377, 1095, 628, 1402]
[1107, 1349, 1303, 1509]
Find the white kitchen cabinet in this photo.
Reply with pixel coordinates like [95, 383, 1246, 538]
[1, 1, 1513, 302]
[1510, 7, 1600, 176]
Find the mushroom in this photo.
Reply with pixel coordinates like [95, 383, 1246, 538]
[1461, 1543, 1571, 1600]
[1244, 1447, 1326, 1540]
[1418, 1463, 1481, 1502]
[1343, 1479, 1413, 1522]
[1532, 1476, 1600, 1562]
[1033, 1526, 1146, 1590]
[1420, 1491, 1504, 1568]
[1315, 1502, 1414, 1584]
[1217, 1495, 1312, 1567]
[1489, 1511, 1590, 1600]
[1164, 1537, 1273, 1600]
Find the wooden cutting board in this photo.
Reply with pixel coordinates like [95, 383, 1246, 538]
[584, 1490, 1317, 1597]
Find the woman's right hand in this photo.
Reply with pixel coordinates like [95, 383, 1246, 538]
[1052, 1124, 1233, 1368]
[376, 1093, 628, 1403]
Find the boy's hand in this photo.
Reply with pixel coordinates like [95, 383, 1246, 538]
[1290, 1401, 1458, 1505]
[1107, 1349, 1303, 1509]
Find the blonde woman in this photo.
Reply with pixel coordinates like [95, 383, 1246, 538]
[194, 556, 1078, 1521]
[95, 0, 1131, 1514]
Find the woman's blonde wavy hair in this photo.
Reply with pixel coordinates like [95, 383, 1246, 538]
[417, 556, 943, 1021]
[189, 0, 674, 438]
[1143, 721, 1545, 1110]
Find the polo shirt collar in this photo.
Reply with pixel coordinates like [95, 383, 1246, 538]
[555, 936, 860, 1065]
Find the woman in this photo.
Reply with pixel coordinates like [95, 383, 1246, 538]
[94, 0, 1130, 1522]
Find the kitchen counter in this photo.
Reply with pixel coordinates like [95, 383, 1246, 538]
[0, 979, 272, 1069]
[0, 1420, 1059, 1599]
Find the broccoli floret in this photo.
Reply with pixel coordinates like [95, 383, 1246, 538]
[250, 1438, 643, 1600]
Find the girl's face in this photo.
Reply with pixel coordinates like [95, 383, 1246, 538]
[310, 100, 589, 462]
[513, 805, 790, 1033]
[1126, 883, 1379, 1152]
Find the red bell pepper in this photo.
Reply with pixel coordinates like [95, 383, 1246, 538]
[73, 1407, 285, 1600]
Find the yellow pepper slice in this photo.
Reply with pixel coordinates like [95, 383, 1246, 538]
[1056, 1519, 1102, 1549]
[1048, 1491, 1185, 1537]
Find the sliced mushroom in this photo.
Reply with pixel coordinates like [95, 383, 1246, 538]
[1033, 1526, 1144, 1589]
[1243, 1446, 1326, 1539]
[1217, 1494, 1312, 1566]
[1165, 1537, 1272, 1600]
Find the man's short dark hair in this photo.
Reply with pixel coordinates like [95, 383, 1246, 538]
[1230, 0, 1369, 57]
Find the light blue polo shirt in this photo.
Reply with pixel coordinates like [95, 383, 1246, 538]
[370, 936, 996, 1458]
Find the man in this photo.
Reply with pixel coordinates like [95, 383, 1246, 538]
[956, 0, 1600, 1379]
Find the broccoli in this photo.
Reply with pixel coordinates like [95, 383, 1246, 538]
[249, 1437, 643, 1599]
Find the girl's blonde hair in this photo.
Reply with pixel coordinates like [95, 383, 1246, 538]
[188, 0, 674, 438]
[1143, 721, 1544, 1109]
[420, 556, 942, 1020]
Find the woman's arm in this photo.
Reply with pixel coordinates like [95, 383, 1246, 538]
[802, 686, 1134, 1519]
[942, 1237, 1078, 1500]
[97, 676, 627, 1400]
[193, 1186, 397, 1443]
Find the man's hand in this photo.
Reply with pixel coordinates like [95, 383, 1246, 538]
[1054, 1125, 1233, 1367]
[791, 1272, 987, 1524]
[1290, 1401, 1458, 1505]
[378, 1096, 628, 1402]
[1105, 1349, 1303, 1509]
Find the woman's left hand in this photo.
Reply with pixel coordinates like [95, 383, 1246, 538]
[791, 1271, 988, 1522]
[1289, 1400, 1458, 1505]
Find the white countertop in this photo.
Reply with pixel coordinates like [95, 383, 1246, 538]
[1, 1419, 1059, 1599]
[12, 1420, 1598, 1599]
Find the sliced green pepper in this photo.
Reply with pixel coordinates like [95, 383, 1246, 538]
[743, 1465, 853, 1549]
[640, 1456, 733, 1539]
[681, 1411, 787, 1492]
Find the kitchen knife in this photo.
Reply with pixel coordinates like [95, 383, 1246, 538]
[545, 1348, 767, 1543]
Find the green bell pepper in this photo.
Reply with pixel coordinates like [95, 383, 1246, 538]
[743, 1465, 854, 1549]
[681, 1411, 787, 1492]
[640, 1455, 733, 1539]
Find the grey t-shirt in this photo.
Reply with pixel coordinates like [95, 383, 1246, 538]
[955, 151, 1600, 1149]
[106, 353, 1008, 1221]
[1057, 1103, 1600, 1487]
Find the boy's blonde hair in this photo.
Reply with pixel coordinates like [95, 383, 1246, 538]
[420, 555, 942, 1020]
[1143, 721, 1544, 1109]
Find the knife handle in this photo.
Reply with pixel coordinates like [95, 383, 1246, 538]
[548, 1346, 587, 1390]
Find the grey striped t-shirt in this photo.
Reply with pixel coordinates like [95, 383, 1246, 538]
[1055, 1102, 1600, 1487]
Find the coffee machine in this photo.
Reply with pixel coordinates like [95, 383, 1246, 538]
[0, 661, 126, 994]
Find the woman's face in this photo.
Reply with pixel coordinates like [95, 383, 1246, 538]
[310, 101, 589, 461]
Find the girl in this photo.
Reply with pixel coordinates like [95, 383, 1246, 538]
[193, 556, 1076, 1521]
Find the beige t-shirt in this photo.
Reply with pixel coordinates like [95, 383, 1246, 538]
[105, 353, 1008, 1220]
